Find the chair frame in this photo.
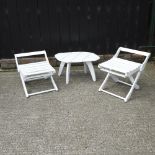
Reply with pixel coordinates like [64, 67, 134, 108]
[15, 50, 58, 97]
[98, 47, 151, 102]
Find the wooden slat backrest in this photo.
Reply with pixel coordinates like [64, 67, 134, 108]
[14, 50, 49, 72]
[114, 47, 151, 71]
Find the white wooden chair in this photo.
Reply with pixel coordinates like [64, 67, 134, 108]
[98, 47, 151, 102]
[14, 50, 58, 97]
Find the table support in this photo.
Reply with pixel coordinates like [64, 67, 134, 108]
[58, 62, 65, 76]
[56, 52, 99, 84]
[86, 62, 96, 81]
[84, 62, 88, 73]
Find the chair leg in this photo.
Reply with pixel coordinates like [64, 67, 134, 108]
[129, 75, 140, 90]
[99, 73, 110, 91]
[50, 76, 58, 91]
[124, 72, 141, 102]
[20, 74, 29, 97]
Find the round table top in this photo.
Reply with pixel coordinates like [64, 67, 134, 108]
[55, 52, 100, 63]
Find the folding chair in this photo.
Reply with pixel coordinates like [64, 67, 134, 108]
[14, 50, 58, 97]
[98, 47, 151, 102]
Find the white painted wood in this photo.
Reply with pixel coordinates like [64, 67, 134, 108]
[50, 76, 58, 91]
[116, 80, 132, 86]
[55, 52, 100, 84]
[20, 73, 29, 97]
[84, 62, 88, 73]
[115, 47, 151, 57]
[15, 50, 46, 58]
[58, 62, 65, 76]
[55, 52, 99, 63]
[100, 68, 126, 78]
[98, 47, 151, 102]
[14, 50, 58, 97]
[129, 76, 140, 89]
[86, 62, 96, 81]
[66, 63, 71, 84]
[28, 88, 57, 97]
[99, 89, 125, 101]
[98, 58, 141, 76]
[99, 73, 110, 90]
[124, 71, 141, 102]
[18, 61, 56, 77]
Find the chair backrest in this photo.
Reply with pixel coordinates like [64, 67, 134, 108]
[14, 50, 49, 72]
[114, 47, 151, 71]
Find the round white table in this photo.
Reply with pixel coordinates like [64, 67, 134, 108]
[55, 52, 100, 84]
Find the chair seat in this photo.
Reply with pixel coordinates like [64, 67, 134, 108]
[98, 58, 141, 76]
[18, 61, 56, 77]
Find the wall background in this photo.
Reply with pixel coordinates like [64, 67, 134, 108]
[0, 0, 150, 58]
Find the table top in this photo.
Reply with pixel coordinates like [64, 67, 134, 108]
[55, 52, 100, 63]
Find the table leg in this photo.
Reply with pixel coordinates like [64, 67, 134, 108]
[66, 63, 71, 84]
[84, 62, 88, 73]
[86, 62, 96, 81]
[58, 62, 65, 76]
